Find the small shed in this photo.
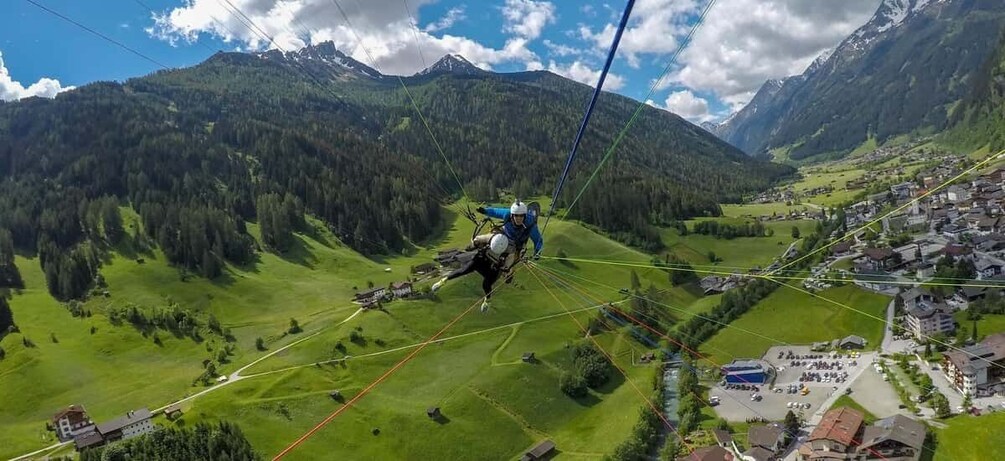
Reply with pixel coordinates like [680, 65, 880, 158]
[522, 352, 536, 363]
[427, 407, 441, 419]
[520, 439, 556, 461]
[839, 335, 867, 350]
[329, 390, 342, 401]
[163, 404, 183, 420]
[640, 352, 656, 363]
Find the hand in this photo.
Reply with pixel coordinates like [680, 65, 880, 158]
[476, 206, 486, 214]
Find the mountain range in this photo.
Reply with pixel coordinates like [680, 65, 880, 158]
[711, 0, 1005, 160]
[0, 40, 792, 297]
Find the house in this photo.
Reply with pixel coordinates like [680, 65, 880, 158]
[721, 360, 773, 385]
[639, 352, 657, 364]
[96, 408, 155, 443]
[748, 424, 785, 452]
[859, 247, 900, 271]
[521, 440, 556, 461]
[798, 407, 864, 459]
[427, 407, 441, 419]
[411, 262, 437, 275]
[390, 281, 413, 298]
[701, 275, 725, 295]
[853, 270, 898, 292]
[941, 244, 973, 261]
[857, 415, 927, 461]
[712, 429, 733, 448]
[839, 335, 867, 350]
[77, 408, 155, 450]
[943, 332, 1005, 397]
[832, 241, 853, 257]
[899, 287, 936, 309]
[961, 286, 988, 302]
[904, 303, 955, 340]
[52, 405, 94, 441]
[742, 446, 776, 461]
[946, 185, 969, 202]
[329, 390, 342, 401]
[975, 259, 1003, 279]
[680, 446, 735, 461]
[354, 287, 387, 304]
[522, 352, 536, 363]
[74, 431, 104, 451]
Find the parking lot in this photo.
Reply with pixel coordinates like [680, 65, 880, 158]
[710, 346, 876, 422]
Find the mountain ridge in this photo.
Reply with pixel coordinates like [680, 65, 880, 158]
[713, 0, 1005, 160]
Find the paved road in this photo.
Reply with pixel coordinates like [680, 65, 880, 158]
[881, 299, 896, 352]
[7, 442, 70, 461]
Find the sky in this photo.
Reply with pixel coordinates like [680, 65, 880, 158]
[0, 0, 884, 123]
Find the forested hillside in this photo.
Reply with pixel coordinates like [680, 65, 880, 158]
[0, 42, 791, 300]
[714, 0, 1005, 160]
[947, 29, 1005, 151]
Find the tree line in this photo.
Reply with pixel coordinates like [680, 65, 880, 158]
[80, 421, 259, 461]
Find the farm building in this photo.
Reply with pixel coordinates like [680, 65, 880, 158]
[521, 440, 556, 461]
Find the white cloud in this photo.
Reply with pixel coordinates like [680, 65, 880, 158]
[0, 51, 73, 102]
[148, 0, 541, 76]
[580, 0, 880, 107]
[501, 0, 556, 40]
[579, 0, 697, 68]
[546, 60, 624, 90]
[672, 0, 881, 106]
[658, 89, 713, 122]
[543, 39, 581, 57]
[423, 6, 465, 33]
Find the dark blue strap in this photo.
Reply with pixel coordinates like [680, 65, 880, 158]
[543, 0, 636, 235]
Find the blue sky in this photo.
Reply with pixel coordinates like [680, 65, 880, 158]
[0, 0, 882, 123]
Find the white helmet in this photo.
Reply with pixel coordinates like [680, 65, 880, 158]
[489, 234, 510, 256]
[510, 201, 528, 216]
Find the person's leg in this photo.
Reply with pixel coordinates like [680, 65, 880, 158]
[476, 262, 501, 312]
[432, 259, 476, 292]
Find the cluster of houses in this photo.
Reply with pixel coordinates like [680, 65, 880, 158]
[51, 405, 156, 451]
[353, 281, 414, 307]
[796, 407, 927, 461]
[688, 422, 787, 461]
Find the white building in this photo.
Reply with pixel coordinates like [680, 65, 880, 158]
[943, 333, 1005, 397]
[96, 408, 155, 442]
[390, 281, 413, 298]
[904, 303, 955, 340]
[52, 405, 94, 441]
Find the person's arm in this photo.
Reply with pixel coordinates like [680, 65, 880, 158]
[480, 207, 509, 220]
[530, 225, 543, 257]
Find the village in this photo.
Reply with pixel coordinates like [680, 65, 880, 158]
[680, 155, 1005, 461]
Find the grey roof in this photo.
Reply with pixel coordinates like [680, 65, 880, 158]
[840, 335, 866, 347]
[975, 258, 1002, 270]
[712, 428, 732, 445]
[900, 287, 933, 302]
[96, 408, 152, 435]
[859, 415, 926, 450]
[748, 424, 784, 449]
[905, 302, 951, 320]
[74, 431, 104, 450]
[744, 446, 775, 461]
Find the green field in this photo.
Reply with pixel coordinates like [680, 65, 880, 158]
[954, 312, 1005, 339]
[0, 206, 700, 460]
[661, 219, 818, 270]
[934, 413, 1005, 461]
[720, 203, 810, 219]
[699, 285, 890, 364]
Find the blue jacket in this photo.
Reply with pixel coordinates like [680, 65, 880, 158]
[484, 207, 544, 255]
